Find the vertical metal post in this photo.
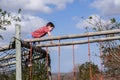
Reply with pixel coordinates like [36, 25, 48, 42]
[29, 43, 32, 80]
[15, 24, 22, 80]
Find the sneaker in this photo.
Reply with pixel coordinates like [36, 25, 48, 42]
[28, 63, 32, 67]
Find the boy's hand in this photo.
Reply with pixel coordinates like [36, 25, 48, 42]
[48, 32, 53, 44]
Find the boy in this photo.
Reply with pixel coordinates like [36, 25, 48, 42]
[26, 22, 55, 44]
[31, 22, 55, 39]
[25, 22, 55, 67]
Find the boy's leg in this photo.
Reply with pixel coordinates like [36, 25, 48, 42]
[25, 53, 32, 67]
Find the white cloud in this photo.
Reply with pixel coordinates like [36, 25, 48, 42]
[2, 14, 47, 34]
[20, 14, 46, 33]
[76, 14, 112, 29]
[0, 0, 74, 46]
[0, 14, 47, 46]
[91, 0, 120, 15]
[0, 0, 74, 13]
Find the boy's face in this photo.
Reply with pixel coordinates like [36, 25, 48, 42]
[48, 26, 54, 31]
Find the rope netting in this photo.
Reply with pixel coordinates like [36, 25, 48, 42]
[0, 40, 51, 80]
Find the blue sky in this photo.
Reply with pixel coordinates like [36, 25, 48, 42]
[0, 0, 120, 73]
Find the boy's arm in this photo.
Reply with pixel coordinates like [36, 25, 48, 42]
[47, 31, 51, 36]
[47, 32, 53, 44]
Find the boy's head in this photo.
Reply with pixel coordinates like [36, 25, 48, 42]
[46, 22, 55, 31]
[46, 22, 55, 28]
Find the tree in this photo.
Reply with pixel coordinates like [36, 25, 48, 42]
[77, 62, 100, 80]
[0, 8, 21, 39]
[21, 48, 50, 80]
[85, 16, 120, 79]
[22, 58, 48, 80]
[102, 46, 120, 79]
[0, 8, 22, 80]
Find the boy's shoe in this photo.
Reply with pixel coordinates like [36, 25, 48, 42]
[28, 63, 32, 67]
[25, 59, 32, 67]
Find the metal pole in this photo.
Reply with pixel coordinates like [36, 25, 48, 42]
[1, 36, 120, 67]
[24, 29, 120, 42]
[1, 36, 120, 51]
[15, 24, 22, 80]
[0, 55, 44, 67]
[37, 36, 120, 47]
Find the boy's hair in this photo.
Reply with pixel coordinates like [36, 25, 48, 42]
[46, 22, 55, 28]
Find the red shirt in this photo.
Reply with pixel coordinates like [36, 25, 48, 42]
[31, 26, 50, 38]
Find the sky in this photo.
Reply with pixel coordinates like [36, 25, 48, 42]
[0, 0, 120, 73]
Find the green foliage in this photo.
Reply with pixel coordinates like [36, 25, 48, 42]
[0, 71, 16, 80]
[18, 9, 22, 14]
[0, 56, 48, 80]
[0, 35, 3, 39]
[22, 58, 48, 80]
[0, 9, 2, 12]
[85, 16, 120, 79]
[102, 46, 120, 78]
[78, 62, 100, 80]
[32, 59, 48, 80]
[89, 16, 92, 19]
[0, 8, 21, 39]
[0, 73, 9, 80]
[110, 18, 116, 23]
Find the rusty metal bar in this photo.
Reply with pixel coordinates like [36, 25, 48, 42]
[0, 55, 45, 67]
[24, 29, 120, 42]
[1, 35, 120, 66]
[36, 36, 120, 47]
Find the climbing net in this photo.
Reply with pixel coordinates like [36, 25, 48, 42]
[0, 40, 50, 80]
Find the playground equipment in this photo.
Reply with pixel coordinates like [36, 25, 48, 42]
[0, 24, 120, 80]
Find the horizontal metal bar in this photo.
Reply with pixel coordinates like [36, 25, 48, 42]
[0, 55, 44, 67]
[1, 29, 120, 51]
[0, 61, 15, 67]
[36, 36, 120, 47]
[1, 36, 120, 67]
[24, 29, 120, 42]
[0, 55, 15, 61]
[0, 45, 10, 52]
